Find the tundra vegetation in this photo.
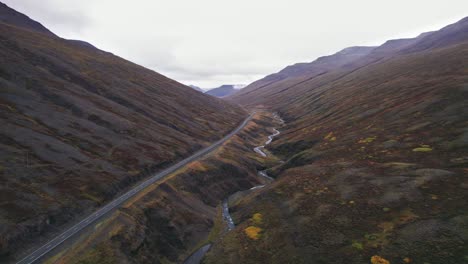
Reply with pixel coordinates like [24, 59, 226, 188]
[204, 17, 468, 264]
[43, 112, 282, 264]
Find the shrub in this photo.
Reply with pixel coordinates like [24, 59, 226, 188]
[252, 213, 263, 224]
[371, 255, 390, 264]
[244, 226, 262, 240]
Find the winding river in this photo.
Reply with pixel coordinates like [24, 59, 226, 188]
[184, 114, 282, 264]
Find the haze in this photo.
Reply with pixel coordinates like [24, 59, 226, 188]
[4, 0, 467, 88]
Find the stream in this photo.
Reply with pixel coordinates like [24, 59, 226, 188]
[183, 114, 282, 264]
[221, 127, 280, 229]
[253, 128, 280, 157]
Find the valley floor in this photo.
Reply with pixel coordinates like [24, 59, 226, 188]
[40, 111, 282, 264]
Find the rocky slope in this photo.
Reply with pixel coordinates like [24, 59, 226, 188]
[0, 3, 246, 261]
[208, 17, 468, 263]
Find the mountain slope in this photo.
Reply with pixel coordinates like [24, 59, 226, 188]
[207, 17, 468, 263]
[0, 3, 246, 260]
[189, 84, 204, 92]
[229, 46, 375, 106]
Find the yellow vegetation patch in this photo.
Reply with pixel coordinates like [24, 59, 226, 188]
[412, 145, 432, 152]
[324, 132, 337, 141]
[251, 213, 263, 224]
[351, 241, 363, 250]
[358, 136, 376, 144]
[244, 226, 262, 240]
[371, 255, 390, 264]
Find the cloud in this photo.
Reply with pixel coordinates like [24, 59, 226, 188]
[3, 0, 468, 88]
[3, 0, 92, 35]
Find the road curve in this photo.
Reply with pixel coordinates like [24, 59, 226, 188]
[16, 113, 255, 264]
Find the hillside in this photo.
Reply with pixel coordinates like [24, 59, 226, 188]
[208, 17, 468, 263]
[0, 3, 246, 261]
[229, 46, 375, 106]
[206, 85, 241, 98]
[189, 84, 204, 92]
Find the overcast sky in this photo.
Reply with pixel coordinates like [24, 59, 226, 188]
[4, 0, 468, 89]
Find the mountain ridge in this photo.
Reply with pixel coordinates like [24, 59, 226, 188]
[205, 84, 244, 97]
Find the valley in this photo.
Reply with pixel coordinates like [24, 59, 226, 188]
[41, 111, 282, 264]
[1, 2, 467, 264]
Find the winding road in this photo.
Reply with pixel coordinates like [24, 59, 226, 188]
[17, 113, 255, 264]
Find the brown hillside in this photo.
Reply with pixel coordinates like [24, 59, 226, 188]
[208, 17, 468, 263]
[0, 3, 245, 261]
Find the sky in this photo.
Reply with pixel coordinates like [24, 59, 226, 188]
[4, 0, 468, 89]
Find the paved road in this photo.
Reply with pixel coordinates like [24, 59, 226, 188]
[17, 113, 255, 264]
[182, 118, 282, 264]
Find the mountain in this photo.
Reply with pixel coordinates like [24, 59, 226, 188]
[0, 2, 54, 36]
[205, 84, 244, 97]
[230, 46, 375, 105]
[205, 17, 468, 263]
[0, 3, 246, 260]
[189, 84, 204, 92]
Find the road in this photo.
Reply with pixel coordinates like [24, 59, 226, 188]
[17, 113, 254, 264]
[182, 115, 283, 264]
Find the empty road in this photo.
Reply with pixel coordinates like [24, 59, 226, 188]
[17, 113, 254, 264]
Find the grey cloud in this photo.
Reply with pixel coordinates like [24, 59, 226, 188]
[4, 0, 468, 88]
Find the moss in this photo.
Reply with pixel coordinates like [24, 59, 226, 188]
[351, 241, 363, 250]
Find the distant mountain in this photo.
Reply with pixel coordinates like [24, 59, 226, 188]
[189, 85, 204, 92]
[0, 3, 246, 261]
[205, 84, 245, 97]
